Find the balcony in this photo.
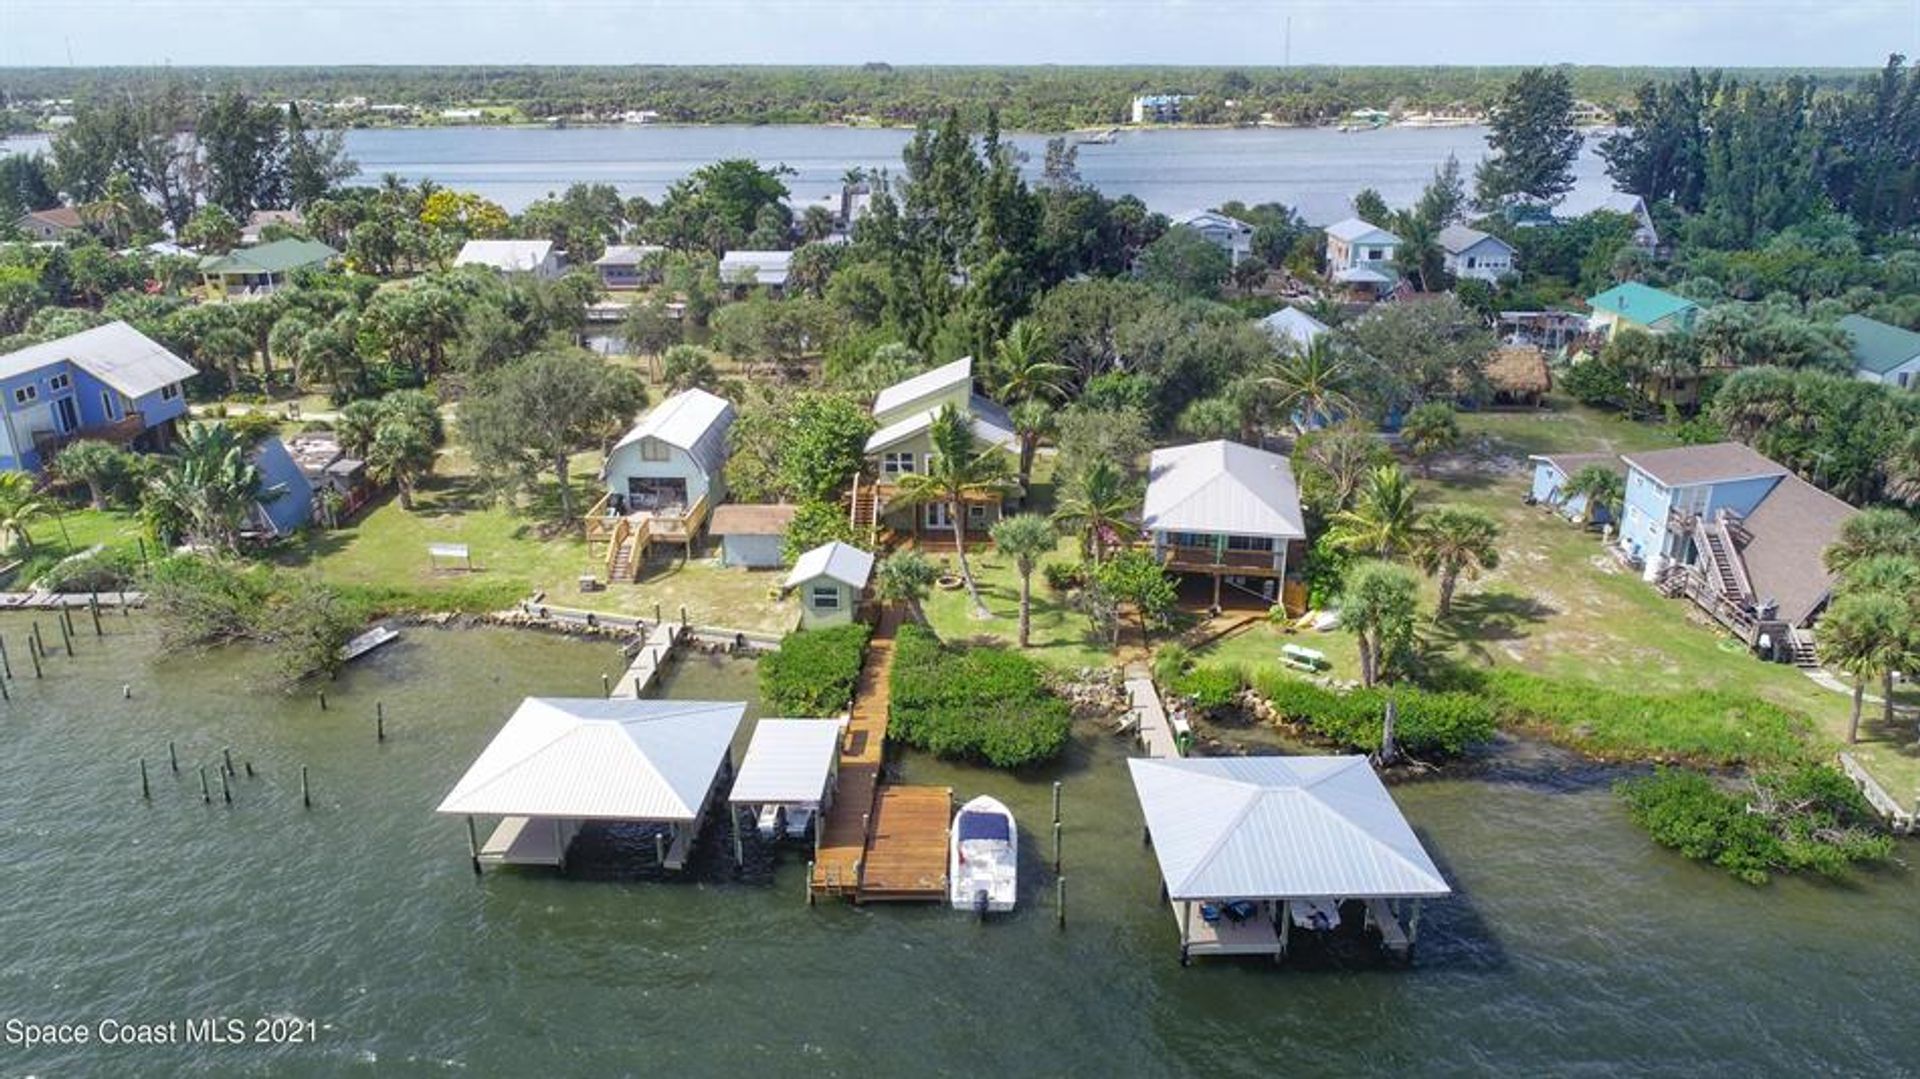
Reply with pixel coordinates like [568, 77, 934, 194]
[32, 411, 147, 457]
[1159, 545, 1281, 575]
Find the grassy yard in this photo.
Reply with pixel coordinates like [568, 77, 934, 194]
[1193, 399, 1920, 800]
[918, 534, 1117, 671]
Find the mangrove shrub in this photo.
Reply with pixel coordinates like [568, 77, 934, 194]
[1617, 765, 1893, 884]
[1250, 671, 1495, 757]
[888, 624, 1071, 768]
[758, 624, 870, 716]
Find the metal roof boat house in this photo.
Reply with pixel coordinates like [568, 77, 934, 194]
[437, 697, 746, 875]
[1128, 756, 1450, 965]
[1142, 439, 1308, 613]
[726, 718, 846, 864]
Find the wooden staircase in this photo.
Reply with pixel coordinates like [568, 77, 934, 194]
[1788, 629, 1820, 669]
[1700, 527, 1745, 600]
[848, 474, 878, 533]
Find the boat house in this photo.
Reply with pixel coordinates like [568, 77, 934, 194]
[1128, 756, 1450, 964]
[437, 697, 746, 874]
[727, 718, 846, 863]
[592, 388, 734, 580]
[1142, 439, 1306, 612]
[785, 541, 873, 628]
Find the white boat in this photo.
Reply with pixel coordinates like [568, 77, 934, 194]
[949, 795, 1018, 914]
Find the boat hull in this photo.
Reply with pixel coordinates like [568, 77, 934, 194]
[949, 795, 1017, 913]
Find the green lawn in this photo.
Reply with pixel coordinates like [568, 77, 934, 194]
[1193, 398, 1920, 800]
[918, 535, 1117, 671]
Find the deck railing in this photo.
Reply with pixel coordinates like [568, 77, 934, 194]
[1158, 545, 1280, 573]
[31, 411, 147, 456]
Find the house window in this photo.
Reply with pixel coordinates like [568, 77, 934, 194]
[640, 438, 670, 462]
[12, 385, 36, 406]
[48, 373, 70, 392]
[1901, 372, 1912, 389]
[160, 383, 180, 402]
[1367, 247, 1384, 261]
[1465, 256, 1478, 269]
[101, 391, 118, 420]
[881, 451, 916, 475]
[967, 503, 988, 525]
[810, 585, 841, 610]
[1225, 535, 1274, 552]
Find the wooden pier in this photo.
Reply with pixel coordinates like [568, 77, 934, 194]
[0, 590, 145, 610]
[1122, 664, 1186, 759]
[609, 622, 686, 699]
[810, 609, 950, 903]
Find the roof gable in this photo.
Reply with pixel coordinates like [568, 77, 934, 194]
[1436, 223, 1514, 256]
[729, 719, 846, 804]
[872, 357, 973, 419]
[1734, 473, 1857, 627]
[785, 541, 874, 589]
[1622, 442, 1786, 488]
[1587, 282, 1697, 327]
[202, 237, 338, 275]
[1259, 307, 1330, 350]
[1142, 440, 1305, 539]
[864, 393, 1016, 455]
[0, 320, 197, 397]
[1325, 217, 1401, 246]
[608, 388, 735, 477]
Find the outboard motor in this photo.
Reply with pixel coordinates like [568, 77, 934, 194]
[974, 889, 990, 920]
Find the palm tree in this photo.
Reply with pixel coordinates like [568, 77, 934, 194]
[890, 405, 1018, 618]
[1562, 464, 1626, 529]
[142, 423, 266, 553]
[1008, 398, 1054, 490]
[661, 344, 719, 393]
[1824, 507, 1920, 575]
[1051, 457, 1140, 563]
[1260, 335, 1356, 434]
[876, 550, 938, 625]
[366, 419, 436, 511]
[1399, 402, 1460, 477]
[1885, 428, 1920, 508]
[989, 319, 1072, 404]
[1416, 507, 1502, 618]
[990, 513, 1059, 648]
[1833, 556, 1920, 728]
[1340, 560, 1419, 688]
[1818, 590, 1913, 743]
[0, 471, 49, 554]
[53, 440, 130, 511]
[1329, 464, 1424, 559]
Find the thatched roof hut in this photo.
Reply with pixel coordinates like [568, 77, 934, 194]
[1485, 345, 1551, 405]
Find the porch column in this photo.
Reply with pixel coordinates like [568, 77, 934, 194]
[731, 804, 745, 868]
[1211, 572, 1222, 610]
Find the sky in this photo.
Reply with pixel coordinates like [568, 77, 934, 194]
[0, 0, 1914, 68]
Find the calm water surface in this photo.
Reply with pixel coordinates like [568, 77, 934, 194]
[0, 618, 1914, 1076]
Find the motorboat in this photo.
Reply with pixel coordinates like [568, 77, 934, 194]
[949, 795, 1017, 914]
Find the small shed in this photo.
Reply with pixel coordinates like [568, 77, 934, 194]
[437, 697, 746, 874]
[727, 718, 846, 860]
[710, 503, 798, 568]
[785, 541, 874, 628]
[1129, 755, 1450, 964]
[1527, 451, 1621, 525]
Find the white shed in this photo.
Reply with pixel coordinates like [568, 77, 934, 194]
[785, 541, 874, 628]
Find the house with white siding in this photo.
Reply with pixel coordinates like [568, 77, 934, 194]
[454, 239, 562, 279]
[1437, 224, 1517, 283]
[1170, 210, 1255, 267]
[1323, 218, 1401, 298]
[1838, 314, 1920, 389]
[1142, 439, 1307, 611]
[594, 388, 735, 580]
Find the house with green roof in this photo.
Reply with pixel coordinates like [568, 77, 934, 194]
[1586, 282, 1700, 340]
[200, 237, 339, 298]
[1838, 313, 1920, 390]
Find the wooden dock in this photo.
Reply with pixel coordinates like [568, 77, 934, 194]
[810, 609, 950, 903]
[1123, 665, 1186, 759]
[609, 622, 685, 699]
[0, 590, 145, 610]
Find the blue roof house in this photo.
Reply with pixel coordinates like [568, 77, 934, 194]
[0, 321, 197, 474]
[249, 436, 315, 539]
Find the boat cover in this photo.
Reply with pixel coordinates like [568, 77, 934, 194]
[957, 811, 1010, 842]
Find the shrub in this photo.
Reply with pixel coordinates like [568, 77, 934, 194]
[1150, 642, 1192, 686]
[224, 411, 282, 442]
[38, 546, 140, 593]
[145, 556, 362, 686]
[1043, 560, 1087, 593]
[1617, 765, 1893, 885]
[889, 624, 1071, 768]
[1175, 663, 1246, 712]
[1479, 669, 1809, 765]
[1249, 670, 1495, 757]
[759, 623, 870, 716]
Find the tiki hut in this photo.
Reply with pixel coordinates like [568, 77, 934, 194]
[1485, 345, 1551, 407]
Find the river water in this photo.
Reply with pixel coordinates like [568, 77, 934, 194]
[1, 125, 1613, 224]
[0, 617, 1914, 1075]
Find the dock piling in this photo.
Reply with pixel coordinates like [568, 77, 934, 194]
[168, 740, 178, 773]
[317, 690, 327, 711]
[244, 761, 255, 779]
[679, 604, 688, 627]
[300, 766, 311, 808]
[89, 594, 102, 637]
[1, 634, 12, 679]
[1053, 821, 1062, 872]
[58, 614, 73, 657]
[122, 684, 131, 699]
[466, 815, 481, 875]
[30, 620, 42, 658]
[0, 675, 9, 701]
[27, 640, 40, 679]
[219, 768, 232, 805]
[199, 766, 211, 803]
[376, 701, 385, 742]
[222, 747, 235, 776]
[806, 861, 815, 905]
[1057, 876, 1066, 928]
[1052, 780, 1061, 825]
[139, 758, 150, 800]
[653, 831, 666, 867]
[601, 673, 610, 696]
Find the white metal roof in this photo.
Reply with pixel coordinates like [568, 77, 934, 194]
[1128, 756, 1451, 901]
[871, 356, 973, 419]
[1436, 223, 1512, 255]
[454, 239, 555, 272]
[1325, 217, 1401, 245]
[1334, 264, 1394, 284]
[1171, 209, 1253, 236]
[729, 718, 846, 805]
[436, 698, 746, 821]
[718, 250, 793, 286]
[608, 388, 736, 478]
[0, 320, 197, 398]
[594, 243, 664, 266]
[785, 541, 874, 590]
[1142, 440, 1305, 540]
[1258, 307, 1330, 351]
[864, 393, 1016, 454]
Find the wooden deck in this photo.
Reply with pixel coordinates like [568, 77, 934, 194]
[810, 608, 950, 903]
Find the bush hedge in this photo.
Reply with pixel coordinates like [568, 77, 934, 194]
[759, 624, 870, 716]
[1477, 669, 1809, 766]
[889, 624, 1071, 768]
[39, 547, 141, 594]
[1617, 765, 1893, 884]
[1249, 671, 1496, 757]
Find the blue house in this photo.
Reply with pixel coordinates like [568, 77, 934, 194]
[248, 436, 315, 539]
[0, 321, 197, 474]
[1618, 443, 1786, 576]
[1527, 451, 1621, 525]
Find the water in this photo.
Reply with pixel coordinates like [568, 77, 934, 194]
[1, 617, 1915, 1075]
[1, 125, 1613, 223]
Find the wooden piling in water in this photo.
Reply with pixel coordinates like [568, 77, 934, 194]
[1057, 876, 1066, 928]
[376, 701, 385, 742]
[139, 758, 150, 800]
[89, 594, 102, 636]
[1, 634, 13, 680]
[199, 766, 211, 803]
[806, 861, 816, 906]
[30, 621, 42, 658]
[601, 673, 610, 696]
[244, 761, 255, 778]
[466, 816, 481, 875]
[1, 675, 9, 701]
[318, 690, 327, 711]
[1052, 780, 1061, 824]
[219, 768, 232, 804]
[168, 740, 178, 772]
[222, 747, 235, 776]
[1053, 821, 1062, 873]
[57, 614, 72, 657]
[28, 641, 41, 679]
[300, 766, 311, 808]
